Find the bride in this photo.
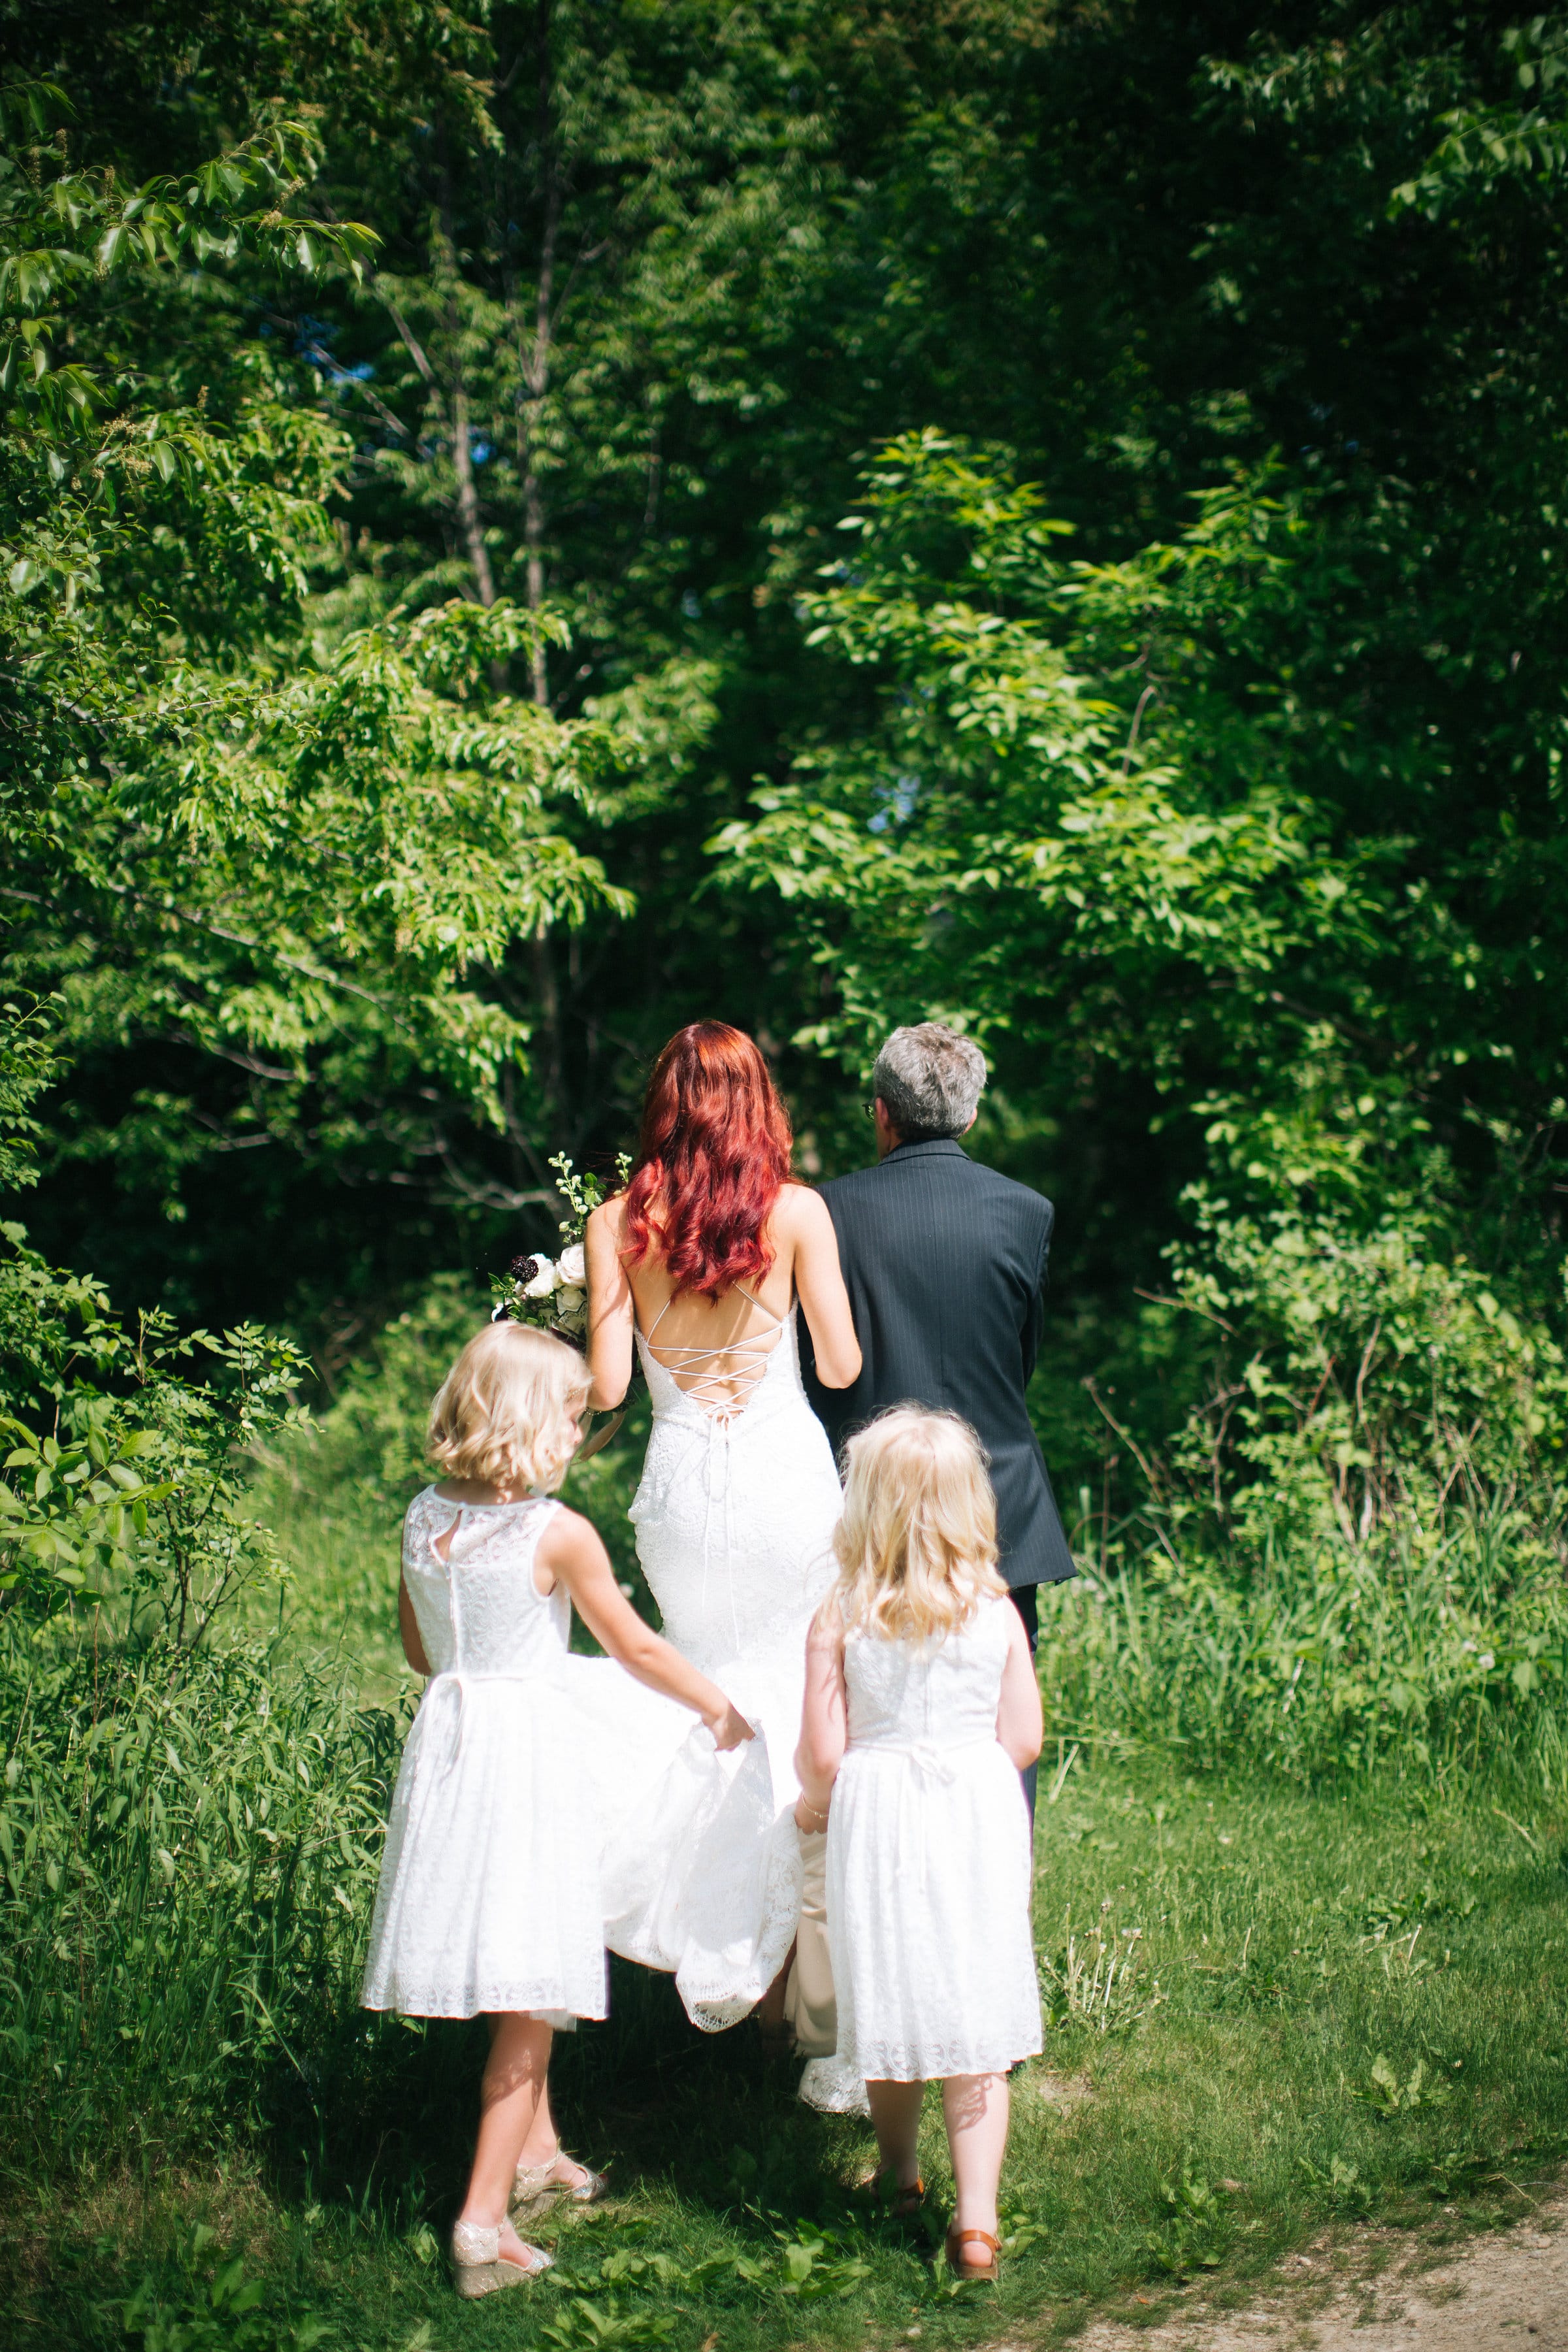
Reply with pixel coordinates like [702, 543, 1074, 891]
[574, 1021, 860, 2033]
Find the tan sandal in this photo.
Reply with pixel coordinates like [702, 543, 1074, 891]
[870, 2166, 926, 2219]
[450, 2219, 552, 2296]
[945, 2225, 1001, 2281]
[511, 2142, 610, 2221]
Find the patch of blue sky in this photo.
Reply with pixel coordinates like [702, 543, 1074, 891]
[868, 774, 920, 834]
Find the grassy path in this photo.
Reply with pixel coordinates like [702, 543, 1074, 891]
[1077, 2175, 1568, 2347]
[6, 1744, 1567, 2350]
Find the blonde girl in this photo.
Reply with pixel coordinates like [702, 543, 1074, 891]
[361, 1322, 751, 2297]
[794, 1407, 1043, 2281]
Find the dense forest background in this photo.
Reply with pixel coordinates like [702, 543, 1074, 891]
[11, 11, 1568, 2338]
[6, 0, 1568, 1507]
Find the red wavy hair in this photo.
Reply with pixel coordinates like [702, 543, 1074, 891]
[622, 1023, 793, 1298]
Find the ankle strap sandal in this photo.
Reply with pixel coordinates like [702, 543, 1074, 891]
[870, 2166, 926, 2219]
[945, 2225, 1001, 2281]
[511, 2143, 611, 2221]
[449, 2220, 551, 2298]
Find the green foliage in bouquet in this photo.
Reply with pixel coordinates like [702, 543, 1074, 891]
[492, 1151, 630, 1343]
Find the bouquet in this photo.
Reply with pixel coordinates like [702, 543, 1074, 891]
[492, 1151, 629, 1346]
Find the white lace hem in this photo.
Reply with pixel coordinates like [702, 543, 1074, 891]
[834, 2029, 1042, 2082]
[798, 2056, 872, 2115]
[360, 1977, 603, 2024]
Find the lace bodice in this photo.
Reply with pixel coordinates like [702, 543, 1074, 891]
[401, 1488, 569, 1678]
[844, 1593, 1012, 1755]
[630, 1303, 834, 1671]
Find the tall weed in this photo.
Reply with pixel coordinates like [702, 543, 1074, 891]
[0, 1620, 398, 2170]
[1051, 1201, 1568, 1778]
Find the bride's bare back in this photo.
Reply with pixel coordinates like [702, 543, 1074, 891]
[584, 1184, 861, 1417]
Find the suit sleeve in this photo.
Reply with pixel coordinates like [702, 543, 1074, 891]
[1019, 1200, 1053, 1384]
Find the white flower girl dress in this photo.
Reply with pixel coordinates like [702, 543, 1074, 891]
[827, 1593, 1041, 2081]
[361, 1490, 606, 2025]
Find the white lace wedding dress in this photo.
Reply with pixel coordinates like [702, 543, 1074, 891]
[569, 1288, 861, 2102]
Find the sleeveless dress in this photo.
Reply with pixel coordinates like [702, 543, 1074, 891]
[826, 1594, 1041, 2080]
[361, 1491, 607, 2024]
[569, 1290, 845, 2036]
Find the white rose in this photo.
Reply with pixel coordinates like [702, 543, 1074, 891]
[557, 1242, 587, 1286]
[555, 1285, 586, 1314]
[523, 1256, 559, 1299]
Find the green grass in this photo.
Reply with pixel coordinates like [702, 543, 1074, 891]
[5, 1654, 1567, 2351]
[7, 1371, 1568, 2351]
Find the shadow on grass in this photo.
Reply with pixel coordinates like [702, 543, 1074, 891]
[255, 1953, 874, 2240]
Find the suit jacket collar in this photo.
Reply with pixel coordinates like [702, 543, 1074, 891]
[881, 1137, 969, 1166]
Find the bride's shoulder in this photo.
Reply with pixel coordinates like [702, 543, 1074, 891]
[770, 1181, 830, 1236]
[585, 1194, 631, 1264]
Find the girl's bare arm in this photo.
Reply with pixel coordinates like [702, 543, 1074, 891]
[398, 1572, 431, 1676]
[785, 1188, 862, 1390]
[583, 1199, 636, 1409]
[539, 1509, 753, 1750]
[995, 1605, 1044, 1768]
[794, 1600, 849, 1820]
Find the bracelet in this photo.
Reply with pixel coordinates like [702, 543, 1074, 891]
[796, 1799, 830, 1831]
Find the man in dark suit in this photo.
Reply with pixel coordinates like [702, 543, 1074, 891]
[802, 1022, 1074, 1812]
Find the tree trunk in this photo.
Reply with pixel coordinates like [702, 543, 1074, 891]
[515, 0, 559, 711]
[451, 372, 497, 609]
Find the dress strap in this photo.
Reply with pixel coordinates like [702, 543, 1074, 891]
[732, 1284, 788, 1328]
[643, 1292, 674, 1343]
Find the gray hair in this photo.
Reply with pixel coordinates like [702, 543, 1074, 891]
[872, 1023, 987, 1141]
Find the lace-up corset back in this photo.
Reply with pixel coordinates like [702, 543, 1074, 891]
[636, 1284, 794, 1425]
[400, 1489, 570, 1680]
[844, 1595, 1011, 1756]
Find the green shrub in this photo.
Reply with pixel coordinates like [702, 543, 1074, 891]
[1046, 1199, 1568, 1778]
[0, 1620, 399, 2172]
[1, 1222, 314, 1644]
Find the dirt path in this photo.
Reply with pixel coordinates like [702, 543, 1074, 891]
[1068, 2183, 1567, 2350]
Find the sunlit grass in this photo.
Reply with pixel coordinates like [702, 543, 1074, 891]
[5, 1597, 1566, 2349]
[8, 1326, 1567, 2349]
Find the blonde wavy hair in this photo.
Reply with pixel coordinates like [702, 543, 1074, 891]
[427, 1322, 591, 1495]
[833, 1407, 1007, 1642]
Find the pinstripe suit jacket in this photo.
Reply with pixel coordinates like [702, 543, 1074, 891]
[800, 1138, 1075, 1590]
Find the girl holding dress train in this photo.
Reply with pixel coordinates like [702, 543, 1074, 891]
[360, 1321, 752, 2298]
[794, 1408, 1043, 2282]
